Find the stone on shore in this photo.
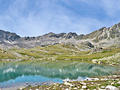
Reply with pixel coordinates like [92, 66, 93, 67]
[105, 85, 119, 90]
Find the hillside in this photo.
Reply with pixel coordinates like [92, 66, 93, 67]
[0, 22, 120, 66]
[0, 44, 119, 66]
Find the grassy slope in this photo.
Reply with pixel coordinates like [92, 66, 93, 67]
[0, 44, 120, 66]
[0, 48, 17, 59]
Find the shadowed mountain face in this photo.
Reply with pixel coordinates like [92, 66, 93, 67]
[0, 30, 20, 41]
[0, 22, 120, 49]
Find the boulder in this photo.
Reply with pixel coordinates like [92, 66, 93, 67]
[105, 85, 119, 90]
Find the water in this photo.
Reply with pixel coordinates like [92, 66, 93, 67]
[0, 61, 117, 88]
[0, 75, 63, 88]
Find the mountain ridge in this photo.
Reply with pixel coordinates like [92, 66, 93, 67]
[0, 22, 120, 49]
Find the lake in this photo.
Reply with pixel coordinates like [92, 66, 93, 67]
[0, 61, 118, 88]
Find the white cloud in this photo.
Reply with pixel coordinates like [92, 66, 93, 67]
[0, 0, 120, 36]
[79, 0, 120, 17]
[101, 0, 120, 17]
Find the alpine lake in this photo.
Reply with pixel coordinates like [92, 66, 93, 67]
[0, 60, 118, 88]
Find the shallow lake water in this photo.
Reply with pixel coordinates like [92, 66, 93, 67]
[0, 61, 118, 88]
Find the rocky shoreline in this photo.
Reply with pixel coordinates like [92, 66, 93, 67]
[19, 75, 120, 90]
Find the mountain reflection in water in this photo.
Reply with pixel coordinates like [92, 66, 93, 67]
[0, 61, 117, 88]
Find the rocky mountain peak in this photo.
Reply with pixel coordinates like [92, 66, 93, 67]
[42, 32, 78, 39]
[0, 30, 20, 41]
[43, 32, 55, 37]
[65, 32, 78, 39]
[82, 22, 120, 42]
[0, 22, 120, 48]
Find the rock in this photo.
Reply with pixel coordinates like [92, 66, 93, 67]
[105, 85, 119, 90]
[73, 87, 77, 89]
[111, 82, 115, 85]
[77, 34, 84, 39]
[63, 78, 70, 82]
[117, 81, 120, 84]
[0, 30, 20, 41]
[81, 41, 94, 48]
[81, 82, 87, 85]
[101, 86, 105, 89]
[65, 32, 78, 39]
[92, 60, 98, 64]
[64, 81, 73, 86]
[82, 85, 87, 89]
[118, 86, 120, 90]
[88, 78, 99, 81]
[1, 22, 120, 49]
[19, 88, 23, 90]
[65, 88, 69, 90]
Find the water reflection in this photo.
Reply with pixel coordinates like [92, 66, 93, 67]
[0, 61, 117, 83]
[0, 75, 63, 88]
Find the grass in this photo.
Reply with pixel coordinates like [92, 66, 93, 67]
[0, 49, 17, 59]
[0, 44, 120, 66]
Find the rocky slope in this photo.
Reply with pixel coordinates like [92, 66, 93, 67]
[0, 22, 120, 49]
[0, 30, 20, 41]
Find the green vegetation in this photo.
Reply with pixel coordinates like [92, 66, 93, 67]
[0, 49, 17, 59]
[0, 44, 120, 66]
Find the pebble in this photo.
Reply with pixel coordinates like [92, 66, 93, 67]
[64, 81, 73, 86]
[105, 85, 119, 90]
[82, 85, 87, 89]
[98, 89, 104, 90]
[101, 86, 105, 89]
[65, 88, 69, 90]
[117, 81, 120, 84]
[93, 78, 99, 81]
[81, 82, 87, 85]
[111, 82, 115, 85]
[118, 86, 120, 89]
[73, 87, 77, 89]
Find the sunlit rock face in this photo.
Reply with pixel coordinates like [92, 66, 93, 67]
[0, 22, 120, 49]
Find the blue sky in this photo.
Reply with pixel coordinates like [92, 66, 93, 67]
[0, 0, 120, 36]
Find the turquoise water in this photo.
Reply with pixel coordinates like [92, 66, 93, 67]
[0, 75, 63, 88]
[0, 61, 117, 88]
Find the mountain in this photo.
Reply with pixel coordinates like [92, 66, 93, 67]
[0, 23, 120, 66]
[84, 23, 120, 40]
[82, 23, 120, 48]
[0, 22, 120, 49]
[0, 30, 20, 41]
